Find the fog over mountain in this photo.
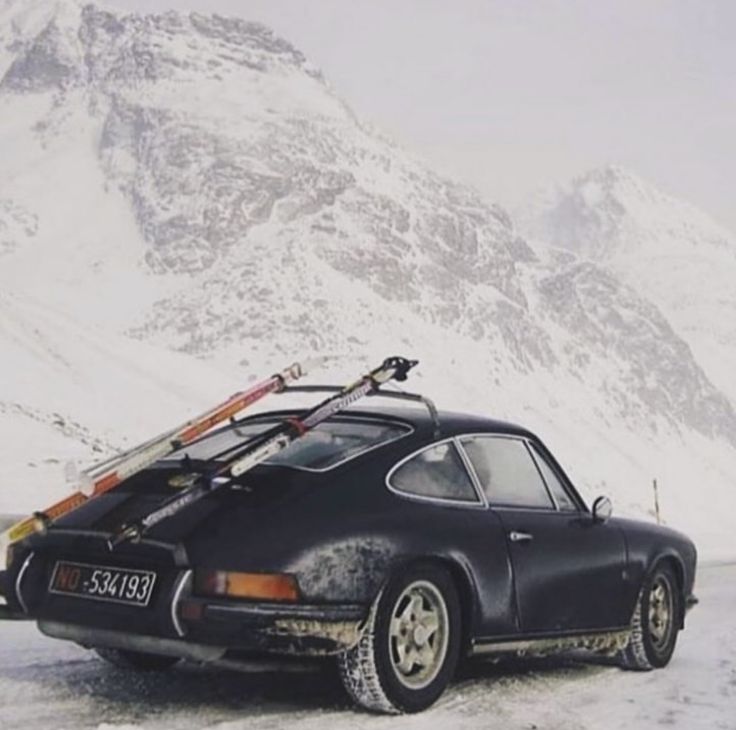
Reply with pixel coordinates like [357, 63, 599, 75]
[0, 0, 734, 556]
[519, 165, 736, 406]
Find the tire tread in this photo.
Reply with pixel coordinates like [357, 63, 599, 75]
[337, 599, 399, 714]
[619, 594, 653, 670]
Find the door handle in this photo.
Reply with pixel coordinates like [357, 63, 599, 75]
[509, 530, 534, 543]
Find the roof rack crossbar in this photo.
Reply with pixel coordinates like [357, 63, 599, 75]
[278, 385, 441, 437]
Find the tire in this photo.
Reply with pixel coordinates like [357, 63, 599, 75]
[337, 562, 462, 714]
[619, 563, 681, 670]
[95, 647, 180, 672]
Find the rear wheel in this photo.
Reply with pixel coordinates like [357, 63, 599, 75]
[619, 563, 681, 670]
[337, 563, 461, 714]
[95, 647, 180, 671]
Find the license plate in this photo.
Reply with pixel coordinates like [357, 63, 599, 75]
[49, 561, 157, 607]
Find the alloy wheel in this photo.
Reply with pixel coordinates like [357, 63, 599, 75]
[648, 573, 674, 652]
[388, 580, 450, 690]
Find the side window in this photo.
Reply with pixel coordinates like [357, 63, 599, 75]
[389, 441, 480, 503]
[460, 436, 553, 509]
[530, 443, 578, 511]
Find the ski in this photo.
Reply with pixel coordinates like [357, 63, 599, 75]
[108, 356, 417, 548]
[1, 358, 327, 552]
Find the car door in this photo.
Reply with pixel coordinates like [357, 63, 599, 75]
[459, 434, 628, 635]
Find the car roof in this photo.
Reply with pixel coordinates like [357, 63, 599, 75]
[241, 403, 536, 441]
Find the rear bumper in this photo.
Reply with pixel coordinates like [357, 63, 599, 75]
[4, 535, 369, 656]
[10, 553, 367, 655]
[39, 600, 367, 659]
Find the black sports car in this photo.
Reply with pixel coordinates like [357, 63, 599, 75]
[0, 391, 697, 714]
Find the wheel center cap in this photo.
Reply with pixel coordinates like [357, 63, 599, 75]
[413, 626, 428, 645]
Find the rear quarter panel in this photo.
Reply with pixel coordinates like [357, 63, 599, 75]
[181, 443, 518, 639]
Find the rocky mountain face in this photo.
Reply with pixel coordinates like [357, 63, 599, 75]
[520, 165, 736, 405]
[0, 0, 734, 552]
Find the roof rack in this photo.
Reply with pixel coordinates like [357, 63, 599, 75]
[278, 385, 441, 437]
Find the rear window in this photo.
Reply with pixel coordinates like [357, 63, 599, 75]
[167, 418, 410, 471]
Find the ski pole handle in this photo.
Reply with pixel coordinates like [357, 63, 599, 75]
[373, 356, 418, 384]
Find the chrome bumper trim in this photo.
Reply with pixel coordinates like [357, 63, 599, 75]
[171, 569, 193, 638]
[201, 600, 365, 622]
[14, 552, 34, 614]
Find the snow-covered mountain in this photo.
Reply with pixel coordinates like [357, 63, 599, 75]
[0, 0, 734, 556]
[519, 165, 736, 406]
[0, 288, 240, 514]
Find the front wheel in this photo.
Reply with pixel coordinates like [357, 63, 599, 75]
[619, 563, 681, 670]
[337, 563, 461, 714]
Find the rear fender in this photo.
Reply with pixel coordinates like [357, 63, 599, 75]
[286, 535, 399, 604]
[288, 538, 481, 647]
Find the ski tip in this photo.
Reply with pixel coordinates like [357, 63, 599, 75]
[279, 355, 336, 382]
[0, 534, 9, 569]
[31, 512, 51, 535]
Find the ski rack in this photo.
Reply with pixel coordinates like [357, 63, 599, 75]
[277, 385, 441, 437]
[107, 356, 419, 549]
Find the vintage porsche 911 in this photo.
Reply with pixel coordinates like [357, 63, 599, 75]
[0, 390, 697, 714]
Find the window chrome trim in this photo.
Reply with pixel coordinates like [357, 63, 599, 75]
[526, 440, 583, 513]
[490, 505, 564, 514]
[522, 439, 559, 510]
[385, 437, 486, 509]
[385, 430, 587, 513]
[453, 437, 489, 508]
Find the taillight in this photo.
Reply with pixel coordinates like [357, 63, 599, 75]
[193, 570, 300, 602]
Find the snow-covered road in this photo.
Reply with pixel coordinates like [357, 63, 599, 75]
[1, 564, 734, 730]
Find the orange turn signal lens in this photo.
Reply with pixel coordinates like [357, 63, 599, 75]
[194, 570, 299, 602]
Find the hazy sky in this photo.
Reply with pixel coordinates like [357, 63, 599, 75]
[116, 0, 736, 231]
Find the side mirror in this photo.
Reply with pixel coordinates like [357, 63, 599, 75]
[592, 495, 613, 523]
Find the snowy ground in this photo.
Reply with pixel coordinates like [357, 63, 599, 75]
[0, 563, 733, 730]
